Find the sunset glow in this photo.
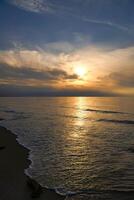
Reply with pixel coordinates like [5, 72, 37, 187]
[0, 0, 133, 96]
[74, 66, 87, 78]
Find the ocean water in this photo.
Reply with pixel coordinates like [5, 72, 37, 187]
[0, 97, 134, 199]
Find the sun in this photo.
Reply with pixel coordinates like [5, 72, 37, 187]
[75, 67, 86, 78]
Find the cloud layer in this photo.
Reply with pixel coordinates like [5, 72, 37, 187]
[0, 43, 134, 96]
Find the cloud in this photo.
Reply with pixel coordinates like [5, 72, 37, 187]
[43, 42, 75, 53]
[0, 84, 117, 97]
[7, 0, 129, 32]
[0, 48, 70, 71]
[98, 68, 134, 96]
[103, 70, 134, 88]
[0, 63, 78, 82]
[81, 17, 129, 31]
[0, 44, 134, 95]
[7, 0, 71, 14]
[7, 0, 52, 13]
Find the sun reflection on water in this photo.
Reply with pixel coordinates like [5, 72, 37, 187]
[74, 97, 87, 126]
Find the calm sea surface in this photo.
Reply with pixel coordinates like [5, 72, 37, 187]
[0, 97, 134, 199]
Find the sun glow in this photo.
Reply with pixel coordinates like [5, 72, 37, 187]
[74, 66, 87, 78]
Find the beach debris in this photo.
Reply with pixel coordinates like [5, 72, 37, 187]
[27, 176, 43, 198]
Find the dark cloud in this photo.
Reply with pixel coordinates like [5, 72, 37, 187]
[0, 63, 118, 96]
[0, 84, 116, 97]
[104, 70, 134, 88]
[0, 63, 78, 81]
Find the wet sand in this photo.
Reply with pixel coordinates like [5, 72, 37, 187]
[0, 126, 65, 200]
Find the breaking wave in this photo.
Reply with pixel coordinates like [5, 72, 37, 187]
[98, 119, 134, 125]
[85, 108, 129, 114]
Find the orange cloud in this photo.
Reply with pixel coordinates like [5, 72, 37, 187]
[0, 44, 134, 95]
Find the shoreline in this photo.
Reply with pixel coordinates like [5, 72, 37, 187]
[0, 125, 65, 200]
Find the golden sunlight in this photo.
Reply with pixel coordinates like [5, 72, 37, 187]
[74, 66, 87, 78]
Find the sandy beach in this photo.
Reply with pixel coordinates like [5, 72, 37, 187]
[0, 126, 65, 200]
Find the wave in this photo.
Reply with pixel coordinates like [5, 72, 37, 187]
[85, 108, 128, 115]
[56, 187, 134, 199]
[98, 119, 134, 125]
[0, 109, 32, 121]
[1, 124, 134, 200]
[59, 114, 81, 119]
[4, 109, 18, 113]
[11, 115, 31, 120]
[1, 109, 24, 115]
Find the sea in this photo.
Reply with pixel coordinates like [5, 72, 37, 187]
[0, 97, 134, 200]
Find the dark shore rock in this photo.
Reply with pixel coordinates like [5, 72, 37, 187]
[0, 118, 4, 121]
[0, 146, 6, 150]
[27, 176, 43, 198]
[127, 147, 134, 153]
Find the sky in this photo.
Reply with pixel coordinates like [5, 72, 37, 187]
[0, 0, 134, 96]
